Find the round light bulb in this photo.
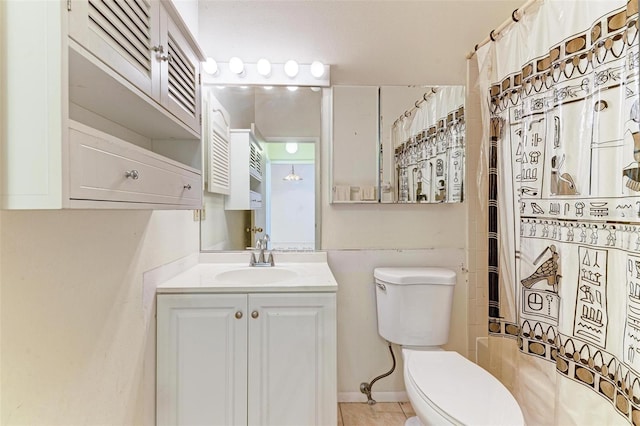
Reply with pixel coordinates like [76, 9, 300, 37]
[285, 142, 299, 154]
[284, 60, 299, 78]
[256, 58, 271, 76]
[203, 57, 218, 75]
[229, 57, 244, 75]
[286, 86, 298, 92]
[310, 87, 321, 92]
[310, 61, 325, 78]
[263, 86, 274, 90]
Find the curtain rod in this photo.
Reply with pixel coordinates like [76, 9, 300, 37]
[392, 88, 437, 128]
[466, 0, 541, 59]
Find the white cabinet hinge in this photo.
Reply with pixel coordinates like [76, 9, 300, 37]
[198, 73, 201, 85]
[67, 0, 72, 11]
[199, 114, 202, 125]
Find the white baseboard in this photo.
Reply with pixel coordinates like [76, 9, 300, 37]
[338, 391, 408, 403]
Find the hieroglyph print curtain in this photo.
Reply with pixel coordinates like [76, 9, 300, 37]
[477, 0, 639, 423]
[391, 87, 465, 203]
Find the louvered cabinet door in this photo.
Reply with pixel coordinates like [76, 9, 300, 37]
[68, 0, 160, 98]
[158, 5, 201, 133]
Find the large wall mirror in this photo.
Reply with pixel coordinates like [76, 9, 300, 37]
[332, 85, 465, 204]
[200, 85, 322, 252]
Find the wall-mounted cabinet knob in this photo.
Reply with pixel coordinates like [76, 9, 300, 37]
[251, 311, 259, 319]
[125, 170, 140, 180]
[184, 184, 192, 190]
[235, 311, 243, 319]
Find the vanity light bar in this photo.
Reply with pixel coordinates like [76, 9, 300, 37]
[201, 60, 331, 87]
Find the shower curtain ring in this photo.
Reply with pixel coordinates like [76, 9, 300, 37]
[474, 44, 479, 51]
[415, 100, 421, 108]
[490, 30, 497, 42]
[512, 9, 520, 22]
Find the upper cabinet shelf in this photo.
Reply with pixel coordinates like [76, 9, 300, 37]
[1, 0, 205, 209]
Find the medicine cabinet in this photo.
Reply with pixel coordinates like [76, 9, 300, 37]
[331, 85, 465, 204]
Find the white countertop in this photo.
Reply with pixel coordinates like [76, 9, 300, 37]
[156, 251, 338, 294]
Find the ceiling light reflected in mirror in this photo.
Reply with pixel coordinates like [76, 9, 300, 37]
[285, 142, 299, 154]
[283, 165, 303, 181]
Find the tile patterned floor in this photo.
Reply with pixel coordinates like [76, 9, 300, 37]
[338, 402, 415, 426]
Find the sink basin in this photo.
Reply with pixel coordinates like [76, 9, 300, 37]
[214, 267, 298, 284]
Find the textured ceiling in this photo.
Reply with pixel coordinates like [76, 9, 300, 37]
[198, 0, 524, 85]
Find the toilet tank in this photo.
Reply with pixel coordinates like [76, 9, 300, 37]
[374, 267, 456, 346]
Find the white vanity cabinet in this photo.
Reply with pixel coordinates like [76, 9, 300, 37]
[2, 0, 204, 209]
[157, 292, 337, 426]
[225, 126, 265, 210]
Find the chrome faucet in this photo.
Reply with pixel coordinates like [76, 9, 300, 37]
[250, 234, 275, 267]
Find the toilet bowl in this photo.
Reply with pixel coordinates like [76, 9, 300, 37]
[403, 348, 524, 425]
[373, 267, 524, 425]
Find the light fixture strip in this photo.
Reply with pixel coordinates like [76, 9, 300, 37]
[201, 61, 330, 87]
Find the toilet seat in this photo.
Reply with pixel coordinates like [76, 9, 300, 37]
[403, 349, 524, 425]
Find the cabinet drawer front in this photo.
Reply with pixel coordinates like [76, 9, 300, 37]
[69, 127, 201, 206]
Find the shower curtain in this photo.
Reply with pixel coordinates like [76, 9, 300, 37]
[477, 0, 639, 423]
[391, 86, 465, 203]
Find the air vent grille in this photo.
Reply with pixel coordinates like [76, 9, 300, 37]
[167, 35, 197, 116]
[88, 0, 152, 75]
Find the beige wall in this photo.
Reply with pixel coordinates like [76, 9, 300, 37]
[1, 210, 199, 425]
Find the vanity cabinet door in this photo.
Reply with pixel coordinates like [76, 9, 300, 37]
[157, 294, 248, 426]
[247, 293, 337, 426]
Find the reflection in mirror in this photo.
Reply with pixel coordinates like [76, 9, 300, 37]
[200, 86, 321, 251]
[380, 86, 465, 203]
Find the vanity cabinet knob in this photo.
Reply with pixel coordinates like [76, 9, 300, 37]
[251, 311, 259, 319]
[235, 311, 243, 319]
[125, 170, 140, 180]
[184, 184, 192, 190]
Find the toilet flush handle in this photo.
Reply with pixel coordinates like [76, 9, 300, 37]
[377, 283, 386, 291]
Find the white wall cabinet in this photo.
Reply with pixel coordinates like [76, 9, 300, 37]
[157, 292, 337, 426]
[225, 126, 265, 210]
[68, 0, 201, 133]
[2, 0, 205, 209]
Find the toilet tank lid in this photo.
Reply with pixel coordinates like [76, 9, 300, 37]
[374, 267, 456, 285]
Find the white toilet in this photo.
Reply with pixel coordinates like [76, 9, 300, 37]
[374, 267, 524, 426]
